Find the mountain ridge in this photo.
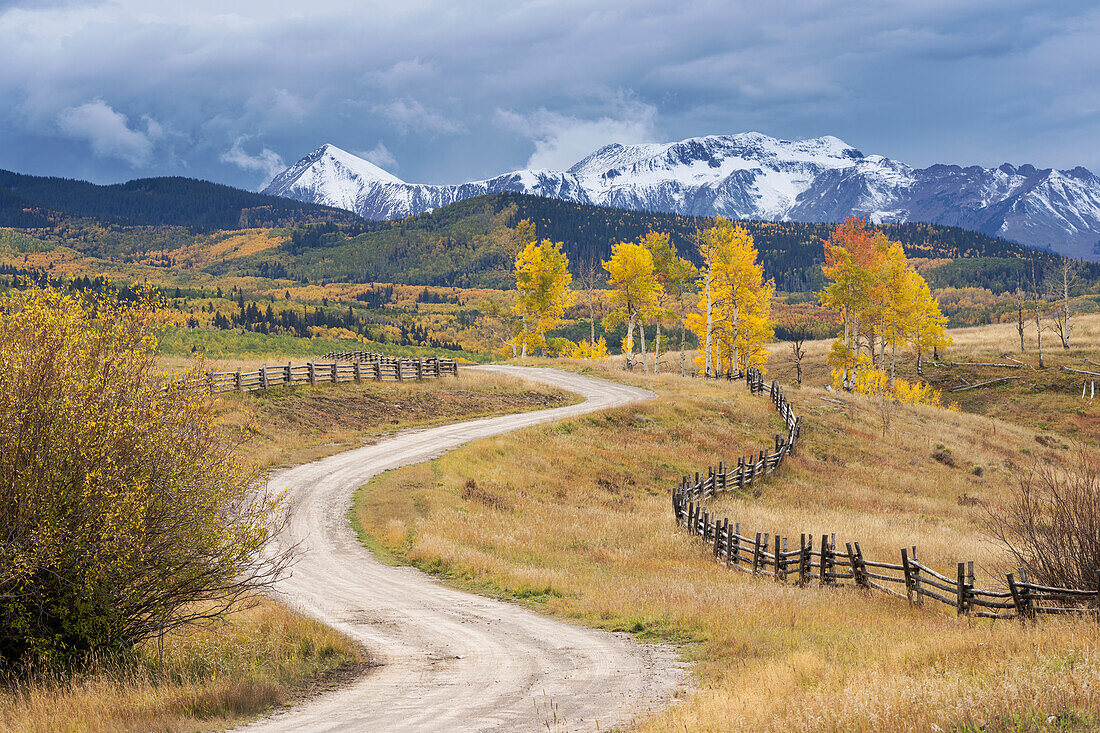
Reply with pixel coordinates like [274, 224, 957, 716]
[263, 134, 1100, 260]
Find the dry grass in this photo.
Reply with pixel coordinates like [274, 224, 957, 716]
[0, 598, 362, 733]
[767, 313, 1100, 445]
[216, 370, 577, 469]
[353, 357, 1100, 732]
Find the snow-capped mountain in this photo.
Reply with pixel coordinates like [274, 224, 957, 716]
[264, 136, 1100, 260]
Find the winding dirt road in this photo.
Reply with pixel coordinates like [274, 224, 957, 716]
[239, 366, 685, 732]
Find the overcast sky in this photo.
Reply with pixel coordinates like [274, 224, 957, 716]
[1, 0, 1097, 190]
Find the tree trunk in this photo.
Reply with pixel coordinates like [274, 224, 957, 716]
[624, 313, 636, 370]
[589, 295, 596, 346]
[653, 323, 661, 374]
[704, 270, 713, 376]
[1035, 309, 1044, 368]
[638, 320, 648, 373]
[730, 303, 739, 378]
[1017, 302, 1025, 352]
[679, 296, 687, 378]
[1061, 268, 1071, 349]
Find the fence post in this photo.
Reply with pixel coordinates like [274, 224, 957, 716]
[956, 562, 970, 616]
[780, 536, 789, 582]
[417, 358, 424, 380]
[1007, 571, 1031, 620]
[354, 360, 362, 383]
[331, 361, 338, 384]
[235, 368, 242, 392]
[286, 362, 292, 385]
[730, 523, 740, 567]
[308, 362, 316, 386]
[846, 542, 859, 588]
[773, 534, 782, 581]
[751, 532, 762, 573]
[799, 534, 811, 586]
[714, 518, 725, 560]
[819, 534, 831, 585]
[207, 370, 214, 394]
[911, 546, 923, 606]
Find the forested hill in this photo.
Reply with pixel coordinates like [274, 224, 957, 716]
[0, 170, 361, 230]
[219, 192, 1063, 291]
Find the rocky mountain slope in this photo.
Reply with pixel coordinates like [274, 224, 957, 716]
[264, 135, 1100, 260]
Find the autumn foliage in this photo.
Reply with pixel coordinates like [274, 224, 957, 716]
[820, 218, 949, 396]
[0, 286, 287, 666]
[685, 219, 775, 375]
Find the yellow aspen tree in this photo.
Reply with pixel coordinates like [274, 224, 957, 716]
[687, 220, 774, 375]
[821, 218, 888, 389]
[911, 277, 950, 375]
[603, 241, 660, 371]
[513, 239, 573, 357]
[640, 230, 695, 374]
[881, 242, 919, 384]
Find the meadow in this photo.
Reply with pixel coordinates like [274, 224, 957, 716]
[352, 330, 1100, 731]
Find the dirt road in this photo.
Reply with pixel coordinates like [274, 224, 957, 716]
[238, 366, 685, 732]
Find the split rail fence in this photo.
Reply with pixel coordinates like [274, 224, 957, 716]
[672, 368, 1100, 621]
[170, 352, 458, 395]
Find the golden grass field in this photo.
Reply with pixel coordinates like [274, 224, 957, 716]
[768, 313, 1100, 444]
[353, 335, 1100, 731]
[0, 370, 573, 733]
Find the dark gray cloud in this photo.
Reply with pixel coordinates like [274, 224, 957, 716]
[1, 0, 1097, 189]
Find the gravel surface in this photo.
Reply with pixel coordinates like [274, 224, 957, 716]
[237, 366, 687, 732]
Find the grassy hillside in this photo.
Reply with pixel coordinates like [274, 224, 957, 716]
[353, 343, 1100, 731]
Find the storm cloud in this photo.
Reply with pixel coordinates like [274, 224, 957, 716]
[1, 0, 1097, 189]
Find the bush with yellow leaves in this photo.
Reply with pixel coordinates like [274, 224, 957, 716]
[835, 355, 944, 407]
[0, 286, 288, 667]
[563, 337, 611, 360]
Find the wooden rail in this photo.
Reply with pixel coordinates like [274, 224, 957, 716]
[166, 352, 458, 396]
[672, 368, 1100, 621]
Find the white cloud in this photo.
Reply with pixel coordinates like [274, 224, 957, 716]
[497, 97, 658, 170]
[356, 141, 398, 172]
[220, 137, 285, 188]
[363, 58, 439, 90]
[374, 98, 464, 136]
[56, 99, 156, 167]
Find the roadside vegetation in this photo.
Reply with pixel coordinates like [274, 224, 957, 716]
[0, 284, 572, 732]
[353, 356, 1100, 731]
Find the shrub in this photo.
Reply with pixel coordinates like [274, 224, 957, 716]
[0, 286, 288, 667]
[988, 450, 1100, 590]
[563, 336, 611, 360]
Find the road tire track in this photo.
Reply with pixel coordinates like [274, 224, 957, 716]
[238, 366, 685, 732]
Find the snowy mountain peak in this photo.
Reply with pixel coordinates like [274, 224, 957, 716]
[264, 134, 1100, 260]
[262, 144, 404, 214]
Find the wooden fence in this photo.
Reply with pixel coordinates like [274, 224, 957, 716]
[672, 369, 1100, 620]
[168, 352, 458, 395]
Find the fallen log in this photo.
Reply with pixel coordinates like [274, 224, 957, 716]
[1061, 366, 1100, 378]
[949, 362, 1021, 368]
[951, 376, 1022, 392]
